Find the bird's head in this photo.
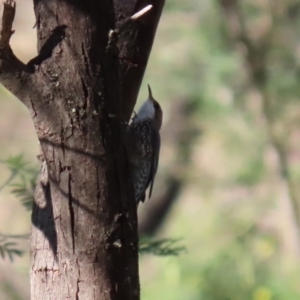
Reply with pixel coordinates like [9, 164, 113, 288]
[134, 85, 163, 130]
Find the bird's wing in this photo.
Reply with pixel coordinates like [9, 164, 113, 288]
[134, 160, 151, 203]
[148, 126, 161, 199]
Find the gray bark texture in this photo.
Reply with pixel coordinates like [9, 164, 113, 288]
[0, 0, 164, 299]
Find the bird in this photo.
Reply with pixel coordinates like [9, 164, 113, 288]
[126, 84, 163, 204]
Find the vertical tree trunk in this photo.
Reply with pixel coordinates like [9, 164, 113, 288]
[0, 0, 164, 299]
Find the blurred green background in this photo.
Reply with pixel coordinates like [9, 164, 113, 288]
[1, 0, 300, 299]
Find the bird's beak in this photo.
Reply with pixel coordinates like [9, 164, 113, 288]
[148, 84, 154, 101]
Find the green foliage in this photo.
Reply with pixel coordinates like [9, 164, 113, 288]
[235, 156, 266, 186]
[0, 154, 37, 210]
[142, 201, 300, 300]
[10, 179, 35, 211]
[0, 155, 25, 191]
[0, 233, 25, 262]
[139, 238, 185, 257]
[0, 155, 36, 261]
[0, 280, 24, 300]
[141, 0, 300, 299]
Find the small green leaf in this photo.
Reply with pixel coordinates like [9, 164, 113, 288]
[139, 238, 186, 256]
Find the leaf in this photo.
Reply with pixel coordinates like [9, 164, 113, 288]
[9, 178, 35, 211]
[0, 245, 5, 259]
[0, 239, 24, 262]
[7, 248, 23, 262]
[0, 154, 38, 195]
[139, 238, 186, 256]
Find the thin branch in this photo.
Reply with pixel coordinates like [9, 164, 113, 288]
[131, 5, 153, 20]
[261, 89, 300, 230]
[0, 0, 34, 104]
[108, 5, 153, 46]
[0, 0, 15, 48]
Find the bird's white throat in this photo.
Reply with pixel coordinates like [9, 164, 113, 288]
[135, 99, 155, 122]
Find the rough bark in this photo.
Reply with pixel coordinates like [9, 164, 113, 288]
[0, 0, 164, 299]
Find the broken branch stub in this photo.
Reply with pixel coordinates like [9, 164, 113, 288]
[0, 0, 16, 49]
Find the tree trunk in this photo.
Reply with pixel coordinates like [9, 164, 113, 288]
[0, 0, 164, 299]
